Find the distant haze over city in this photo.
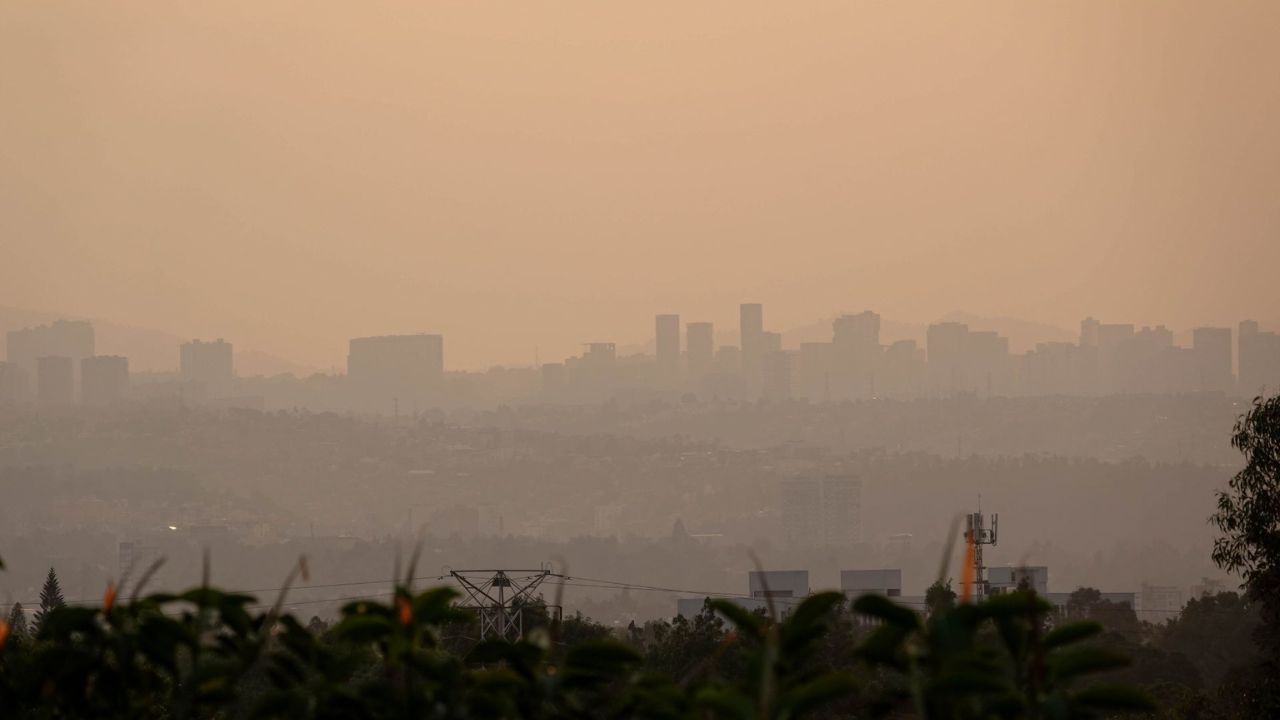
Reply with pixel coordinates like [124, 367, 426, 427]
[0, 303, 1261, 375]
[6, 5, 1280, 713]
[4, 2, 1280, 369]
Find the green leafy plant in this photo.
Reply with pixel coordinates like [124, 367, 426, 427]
[852, 590, 1154, 719]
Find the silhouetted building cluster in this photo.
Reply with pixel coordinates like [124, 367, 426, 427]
[2, 320, 95, 405]
[535, 304, 1278, 405]
[3, 306, 1279, 413]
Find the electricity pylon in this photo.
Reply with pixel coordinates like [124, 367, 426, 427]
[449, 567, 560, 641]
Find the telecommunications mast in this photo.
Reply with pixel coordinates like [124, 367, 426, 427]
[964, 511, 998, 601]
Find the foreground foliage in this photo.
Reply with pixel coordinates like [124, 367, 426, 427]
[1209, 393, 1280, 714]
[0, 567, 1151, 720]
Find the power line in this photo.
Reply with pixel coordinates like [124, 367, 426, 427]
[2, 572, 1194, 618]
[0, 573, 453, 610]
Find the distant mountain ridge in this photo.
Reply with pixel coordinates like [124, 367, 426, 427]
[0, 306, 318, 377]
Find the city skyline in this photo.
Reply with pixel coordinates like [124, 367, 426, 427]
[5, 3, 1280, 371]
[2, 301, 1277, 376]
[4, 303, 1278, 413]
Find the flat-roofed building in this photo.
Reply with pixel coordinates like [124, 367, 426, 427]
[81, 355, 129, 406]
[37, 356, 74, 406]
[988, 566, 1049, 596]
[840, 569, 902, 598]
[749, 570, 808, 599]
[347, 334, 443, 413]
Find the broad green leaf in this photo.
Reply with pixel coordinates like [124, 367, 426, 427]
[330, 614, 394, 644]
[852, 594, 920, 629]
[1043, 621, 1103, 650]
[1048, 646, 1130, 680]
[707, 598, 766, 636]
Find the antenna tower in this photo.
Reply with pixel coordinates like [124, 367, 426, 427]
[964, 511, 999, 601]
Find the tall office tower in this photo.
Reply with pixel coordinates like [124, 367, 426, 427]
[654, 314, 681, 386]
[1095, 323, 1135, 394]
[965, 330, 1011, 397]
[1192, 327, 1234, 393]
[882, 340, 926, 397]
[5, 320, 96, 376]
[761, 350, 792, 401]
[685, 322, 714, 380]
[1074, 317, 1102, 393]
[180, 339, 234, 387]
[347, 334, 444, 412]
[795, 342, 834, 401]
[739, 303, 764, 383]
[582, 342, 617, 370]
[715, 345, 741, 371]
[1239, 320, 1280, 395]
[37, 356, 75, 406]
[761, 331, 782, 353]
[780, 476, 862, 548]
[832, 311, 882, 398]
[1021, 342, 1079, 396]
[1113, 325, 1172, 394]
[81, 355, 129, 406]
[833, 311, 881, 349]
[926, 322, 968, 396]
[1079, 317, 1100, 347]
[540, 362, 566, 395]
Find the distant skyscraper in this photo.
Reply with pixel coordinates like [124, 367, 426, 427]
[926, 322, 968, 396]
[1239, 320, 1280, 395]
[1079, 317, 1100, 347]
[540, 362, 565, 394]
[37, 356, 74, 406]
[832, 311, 882, 398]
[965, 330, 1011, 397]
[761, 331, 782, 354]
[180, 339, 234, 387]
[795, 342, 834, 401]
[740, 303, 764, 385]
[715, 345, 741, 372]
[686, 322, 714, 380]
[81, 356, 129, 406]
[1021, 342, 1080, 396]
[761, 350, 792, 401]
[0, 362, 30, 405]
[1095, 323, 1135, 393]
[347, 334, 444, 412]
[1113, 325, 1171, 394]
[882, 340, 926, 397]
[1191, 327, 1233, 393]
[655, 314, 680, 385]
[582, 342, 617, 371]
[833, 311, 880, 350]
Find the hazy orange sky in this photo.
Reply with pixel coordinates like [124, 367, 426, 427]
[3, 2, 1278, 370]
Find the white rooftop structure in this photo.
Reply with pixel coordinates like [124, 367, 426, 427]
[988, 566, 1049, 596]
[749, 570, 809, 599]
[840, 569, 902, 598]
